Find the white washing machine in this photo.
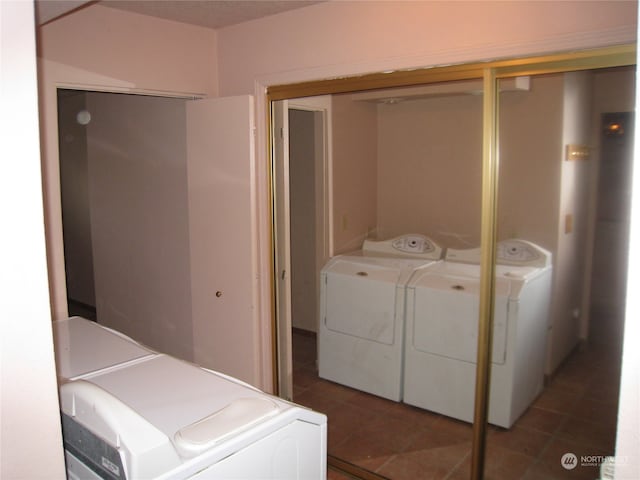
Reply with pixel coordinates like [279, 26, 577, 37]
[403, 239, 552, 428]
[54, 317, 327, 479]
[318, 234, 443, 401]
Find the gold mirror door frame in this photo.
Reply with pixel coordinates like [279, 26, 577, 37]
[471, 67, 499, 479]
[267, 44, 636, 480]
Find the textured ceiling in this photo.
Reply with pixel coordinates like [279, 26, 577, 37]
[36, 0, 93, 24]
[99, 0, 325, 29]
[36, 0, 325, 28]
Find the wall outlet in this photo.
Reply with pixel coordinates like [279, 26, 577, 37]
[565, 214, 573, 234]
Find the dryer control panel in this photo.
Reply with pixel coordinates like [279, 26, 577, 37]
[363, 234, 443, 260]
[392, 235, 429, 254]
[446, 239, 551, 267]
[497, 240, 552, 267]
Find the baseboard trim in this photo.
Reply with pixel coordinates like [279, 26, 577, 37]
[328, 455, 391, 480]
[292, 326, 316, 338]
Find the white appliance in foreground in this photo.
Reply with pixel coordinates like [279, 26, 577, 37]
[318, 234, 443, 401]
[54, 317, 327, 479]
[403, 239, 552, 428]
[53, 316, 158, 381]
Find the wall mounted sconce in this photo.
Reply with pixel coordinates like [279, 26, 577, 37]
[76, 110, 91, 125]
[604, 120, 624, 136]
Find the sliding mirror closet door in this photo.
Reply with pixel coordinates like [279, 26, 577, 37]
[489, 66, 636, 479]
[475, 73, 563, 479]
[270, 46, 635, 480]
[278, 79, 486, 479]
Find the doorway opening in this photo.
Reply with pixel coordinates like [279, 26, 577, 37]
[589, 111, 634, 350]
[273, 96, 332, 400]
[56, 89, 260, 384]
[57, 89, 97, 321]
[56, 88, 193, 356]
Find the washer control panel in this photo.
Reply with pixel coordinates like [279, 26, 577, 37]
[363, 234, 443, 260]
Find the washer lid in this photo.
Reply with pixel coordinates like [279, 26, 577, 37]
[323, 257, 402, 283]
[410, 271, 511, 297]
[496, 264, 540, 280]
[77, 355, 293, 444]
[322, 254, 440, 285]
[415, 261, 480, 279]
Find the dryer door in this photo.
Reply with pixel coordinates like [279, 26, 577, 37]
[323, 259, 401, 345]
[410, 273, 508, 364]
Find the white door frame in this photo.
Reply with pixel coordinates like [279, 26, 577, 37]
[273, 95, 332, 398]
[288, 96, 334, 285]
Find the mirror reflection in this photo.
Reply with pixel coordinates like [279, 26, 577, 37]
[283, 80, 482, 477]
[491, 67, 634, 479]
[277, 66, 634, 479]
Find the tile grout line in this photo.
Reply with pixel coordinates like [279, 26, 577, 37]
[442, 448, 472, 480]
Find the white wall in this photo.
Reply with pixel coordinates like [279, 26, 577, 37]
[547, 71, 594, 372]
[331, 94, 378, 253]
[498, 75, 565, 249]
[376, 94, 483, 247]
[0, 1, 66, 477]
[39, 5, 218, 96]
[217, 0, 636, 96]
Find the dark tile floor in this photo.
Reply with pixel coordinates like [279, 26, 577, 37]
[293, 328, 622, 480]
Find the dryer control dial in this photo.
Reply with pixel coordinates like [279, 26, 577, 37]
[497, 240, 551, 267]
[499, 242, 539, 262]
[392, 235, 433, 254]
[362, 234, 443, 259]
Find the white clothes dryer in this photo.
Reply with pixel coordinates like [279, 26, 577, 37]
[53, 316, 158, 381]
[318, 234, 443, 401]
[403, 239, 552, 428]
[54, 317, 327, 480]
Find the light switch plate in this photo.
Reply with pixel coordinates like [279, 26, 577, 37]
[566, 144, 590, 161]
